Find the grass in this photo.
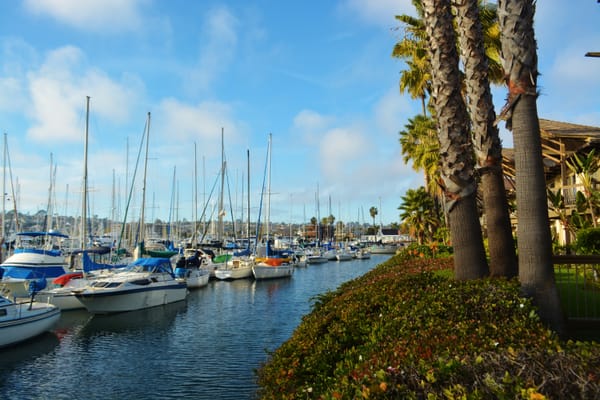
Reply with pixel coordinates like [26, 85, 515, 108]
[555, 265, 600, 322]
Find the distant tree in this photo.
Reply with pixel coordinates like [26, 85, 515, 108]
[369, 207, 378, 228]
[327, 214, 335, 226]
[310, 217, 318, 240]
[398, 187, 440, 244]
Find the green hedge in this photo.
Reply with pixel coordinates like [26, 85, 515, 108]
[256, 255, 600, 399]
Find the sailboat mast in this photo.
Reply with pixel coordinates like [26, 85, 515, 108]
[266, 133, 272, 244]
[139, 112, 151, 245]
[2, 133, 6, 245]
[194, 143, 198, 247]
[82, 96, 90, 249]
[247, 149, 250, 242]
[218, 127, 225, 242]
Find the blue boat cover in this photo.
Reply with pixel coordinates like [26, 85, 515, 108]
[28, 278, 47, 295]
[174, 267, 186, 279]
[1, 266, 67, 279]
[82, 252, 126, 273]
[233, 248, 252, 257]
[129, 257, 174, 274]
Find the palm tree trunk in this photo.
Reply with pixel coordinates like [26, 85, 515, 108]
[453, 0, 517, 278]
[422, 0, 488, 280]
[498, 0, 565, 334]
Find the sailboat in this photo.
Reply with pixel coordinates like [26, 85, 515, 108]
[36, 97, 121, 310]
[174, 145, 209, 289]
[0, 150, 70, 298]
[213, 129, 254, 280]
[253, 134, 293, 280]
[73, 113, 187, 314]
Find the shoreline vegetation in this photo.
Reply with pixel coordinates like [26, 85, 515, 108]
[256, 248, 600, 399]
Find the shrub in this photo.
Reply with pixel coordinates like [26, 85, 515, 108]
[256, 255, 600, 399]
[575, 228, 600, 254]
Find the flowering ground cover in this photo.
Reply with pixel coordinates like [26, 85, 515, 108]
[256, 253, 600, 399]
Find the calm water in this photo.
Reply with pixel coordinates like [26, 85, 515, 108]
[0, 255, 390, 400]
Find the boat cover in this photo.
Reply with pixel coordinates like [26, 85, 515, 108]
[28, 278, 47, 295]
[1, 266, 67, 279]
[82, 252, 126, 273]
[129, 257, 174, 274]
[52, 272, 84, 286]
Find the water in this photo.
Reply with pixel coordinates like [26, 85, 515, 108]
[0, 255, 390, 399]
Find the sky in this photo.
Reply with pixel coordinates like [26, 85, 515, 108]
[0, 0, 599, 231]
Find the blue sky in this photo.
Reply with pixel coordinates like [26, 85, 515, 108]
[0, 0, 599, 230]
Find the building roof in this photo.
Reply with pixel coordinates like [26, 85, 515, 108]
[502, 118, 600, 181]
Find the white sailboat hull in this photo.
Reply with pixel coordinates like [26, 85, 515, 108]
[176, 268, 210, 289]
[0, 298, 61, 348]
[252, 264, 294, 280]
[75, 283, 187, 314]
[214, 258, 254, 280]
[214, 265, 253, 280]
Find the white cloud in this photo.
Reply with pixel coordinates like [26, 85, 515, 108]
[23, 0, 147, 33]
[373, 86, 416, 138]
[25, 46, 140, 142]
[187, 6, 239, 91]
[155, 98, 239, 148]
[320, 127, 371, 180]
[291, 109, 335, 144]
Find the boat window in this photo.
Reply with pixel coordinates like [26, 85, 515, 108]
[130, 279, 151, 286]
[106, 282, 121, 288]
[0, 309, 6, 316]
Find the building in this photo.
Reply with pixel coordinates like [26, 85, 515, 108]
[502, 118, 600, 247]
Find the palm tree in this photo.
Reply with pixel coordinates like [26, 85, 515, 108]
[393, 4, 430, 116]
[310, 216, 318, 241]
[399, 114, 440, 195]
[398, 187, 439, 244]
[497, 0, 564, 332]
[453, 0, 517, 278]
[393, 0, 504, 116]
[369, 206, 378, 229]
[422, 0, 488, 280]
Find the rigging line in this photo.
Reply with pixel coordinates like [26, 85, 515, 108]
[117, 116, 147, 251]
[167, 166, 176, 241]
[255, 138, 270, 245]
[198, 169, 223, 243]
[224, 164, 237, 241]
[5, 137, 19, 231]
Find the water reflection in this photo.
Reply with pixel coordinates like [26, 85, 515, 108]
[0, 332, 60, 369]
[0, 255, 390, 400]
[80, 300, 187, 336]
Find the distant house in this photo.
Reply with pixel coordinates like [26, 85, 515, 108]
[363, 227, 412, 244]
[502, 118, 600, 247]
